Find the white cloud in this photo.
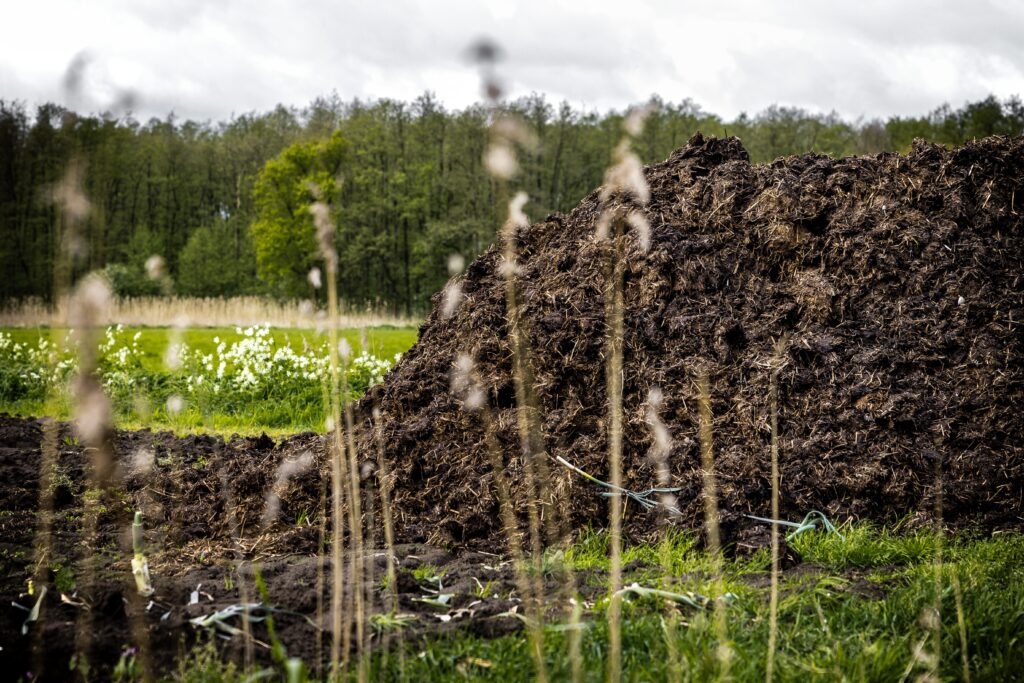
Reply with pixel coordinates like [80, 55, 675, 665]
[1, 0, 1021, 122]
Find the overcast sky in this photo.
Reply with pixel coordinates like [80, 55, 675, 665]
[3, 0, 1023, 123]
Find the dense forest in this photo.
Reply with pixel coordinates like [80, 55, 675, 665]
[1, 93, 1021, 314]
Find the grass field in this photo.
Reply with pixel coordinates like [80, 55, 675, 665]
[0, 325, 418, 434]
[2, 325, 417, 373]
[168, 524, 1023, 682]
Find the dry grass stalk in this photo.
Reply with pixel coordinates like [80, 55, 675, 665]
[30, 417, 60, 679]
[766, 336, 788, 682]
[0, 295, 417, 329]
[372, 406, 407, 678]
[646, 388, 683, 683]
[338, 338, 368, 681]
[599, 103, 655, 683]
[698, 370, 731, 680]
[928, 449, 945, 683]
[951, 568, 970, 683]
[453, 356, 548, 680]
[313, 199, 353, 682]
[603, 210, 626, 683]
[497, 208, 551, 683]
[218, 467, 256, 670]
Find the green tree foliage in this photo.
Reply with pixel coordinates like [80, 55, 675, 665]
[251, 130, 347, 296]
[178, 223, 259, 296]
[0, 94, 1021, 313]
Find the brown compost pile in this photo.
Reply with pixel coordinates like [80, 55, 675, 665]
[363, 133, 1024, 545]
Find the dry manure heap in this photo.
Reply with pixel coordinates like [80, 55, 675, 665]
[364, 134, 1024, 545]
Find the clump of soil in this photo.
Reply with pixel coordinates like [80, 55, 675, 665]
[364, 134, 1024, 545]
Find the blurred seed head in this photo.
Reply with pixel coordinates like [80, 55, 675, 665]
[163, 341, 183, 370]
[497, 255, 520, 279]
[298, 299, 315, 317]
[441, 281, 463, 319]
[626, 211, 652, 252]
[338, 338, 352, 362]
[447, 253, 466, 276]
[166, 394, 184, 416]
[466, 37, 505, 102]
[54, 162, 91, 225]
[595, 212, 612, 242]
[624, 101, 659, 138]
[360, 460, 375, 479]
[131, 447, 156, 476]
[600, 140, 649, 205]
[62, 51, 92, 99]
[145, 255, 167, 280]
[492, 115, 539, 152]
[68, 272, 112, 330]
[484, 143, 518, 180]
[308, 267, 323, 289]
[262, 450, 314, 525]
[310, 200, 337, 271]
[466, 37, 503, 65]
[508, 191, 530, 229]
[464, 387, 485, 411]
[73, 378, 113, 446]
[451, 354, 486, 412]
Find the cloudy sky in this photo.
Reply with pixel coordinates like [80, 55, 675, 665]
[3, 0, 1023, 122]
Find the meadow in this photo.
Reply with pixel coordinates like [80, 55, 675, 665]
[0, 324, 417, 433]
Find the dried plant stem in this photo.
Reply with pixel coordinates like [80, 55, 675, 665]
[340, 365, 367, 683]
[766, 341, 784, 683]
[217, 466, 256, 670]
[499, 199, 580, 680]
[501, 230, 550, 683]
[480, 399, 548, 681]
[604, 214, 626, 683]
[72, 342, 121, 678]
[372, 408, 405, 678]
[325, 271, 350, 681]
[952, 568, 970, 683]
[315, 380, 329, 680]
[698, 370, 731, 680]
[930, 449, 944, 682]
[31, 416, 59, 679]
[373, 411, 399, 615]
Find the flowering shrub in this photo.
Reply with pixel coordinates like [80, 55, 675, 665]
[0, 325, 397, 424]
[99, 325, 151, 402]
[0, 332, 74, 400]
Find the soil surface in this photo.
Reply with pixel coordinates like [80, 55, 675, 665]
[2, 134, 1023, 677]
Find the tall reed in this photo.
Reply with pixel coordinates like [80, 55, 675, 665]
[603, 209, 627, 683]
[0, 295, 416, 329]
[452, 355, 548, 680]
[597, 103, 654, 683]
[311, 199, 354, 681]
[765, 337, 787, 682]
[698, 370, 731, 680]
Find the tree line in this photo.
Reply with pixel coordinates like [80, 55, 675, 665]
[1, 93, 1021, 314]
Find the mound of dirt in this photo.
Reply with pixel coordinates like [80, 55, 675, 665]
[363, 134, 1024, 545]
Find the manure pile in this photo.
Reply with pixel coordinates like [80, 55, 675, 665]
[364, 134, 1024, 545]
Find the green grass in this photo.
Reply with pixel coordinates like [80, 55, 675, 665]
[0, 325, 418, 435]
[1, 325, 417, 374]
[166, 526, 1024, 681]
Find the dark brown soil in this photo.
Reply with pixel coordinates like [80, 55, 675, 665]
[365, 133, 1024, 545]
[0, 416, 549, 679]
